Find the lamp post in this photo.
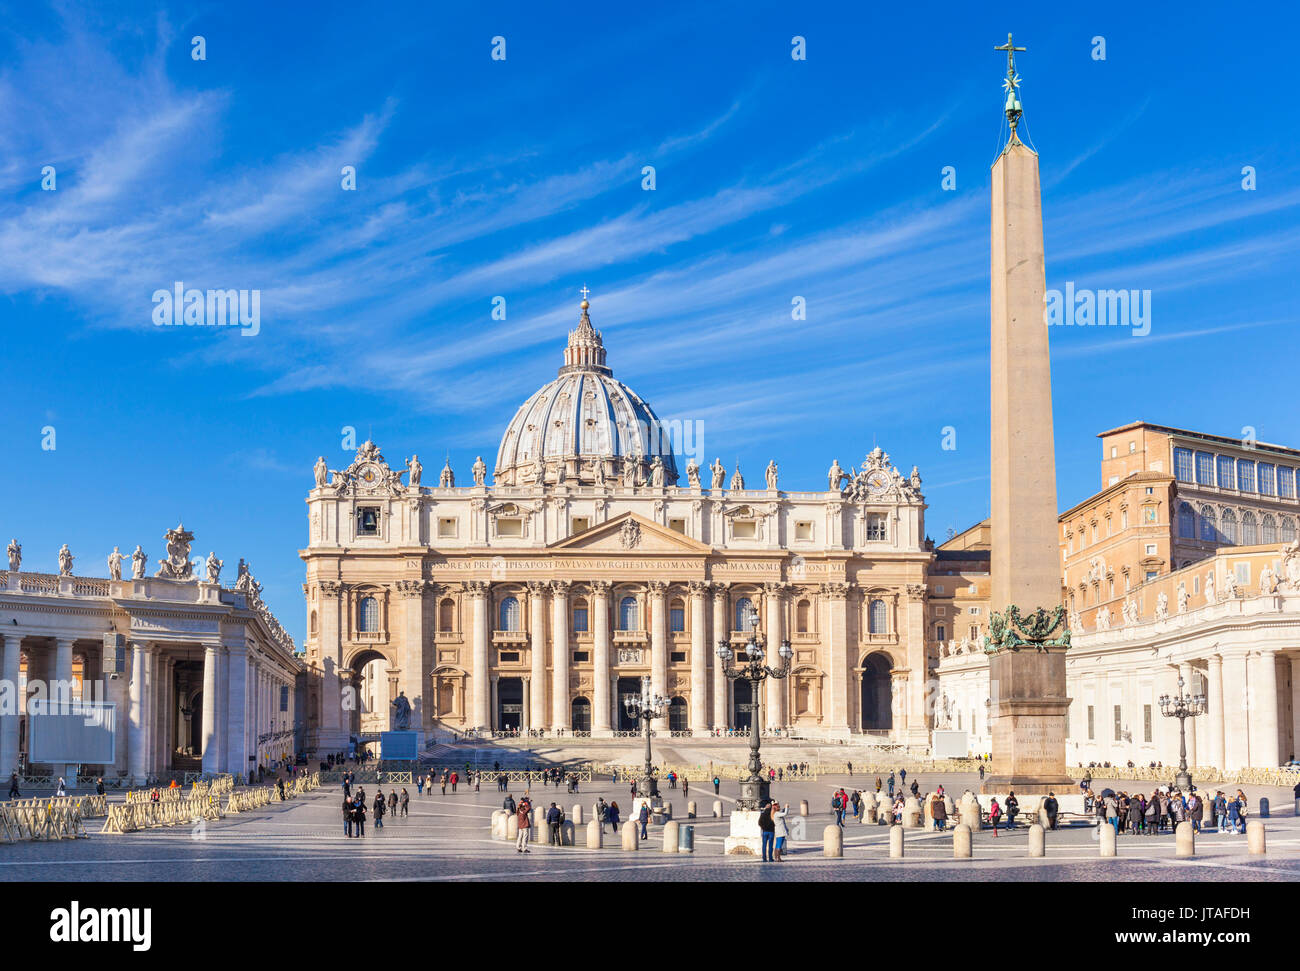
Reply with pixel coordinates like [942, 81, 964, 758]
[1159, 676, 1207, 792]
[717, 605, 793, 811]
[623, 675, 667, 799]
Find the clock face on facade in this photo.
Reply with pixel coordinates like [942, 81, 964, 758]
[866, 470, 889, 494]
[360, 465, 379, 484]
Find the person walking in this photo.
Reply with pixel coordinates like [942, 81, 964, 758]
[441, 770, 448, 796]
[504, 792, 517, 814]
[547, 803, 563, 846]
[772, 800, 789, 861]
[713, 776, 721, 795]
[1044, 792, 1059, 831]
[1004, 791, 1019, 830]
[887, 773, 895, 798]
[608, 800, 621, 832]
[388, 789, 398, 818]
[898, 768, 907, 788]
[989, 797, 1002, 837]
[932, 794, 947, 832]
[682, 775, 689, 797]
[978, 764, 985, 781]
[8, 773, 20, 799]
[417, 775, 424, 796]
[342, 793, 354, 837]
[373, 791, 386, 829]
[758, 801, 776, 862]
[1189, 791, 1203, 833]
[400, 788, 410, 817]
[831, 790, 845, 827]
[450, 771, 458, 793]
[515, 800, 532, 853]
[638, 801, 651, 841]
[353, 795, 367, 837]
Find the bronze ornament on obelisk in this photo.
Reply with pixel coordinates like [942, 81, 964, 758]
[983, 34, 1073, 794]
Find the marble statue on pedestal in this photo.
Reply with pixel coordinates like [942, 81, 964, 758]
[685, 457, 700, 489]
[1221, 569, 1238, 599]
[58, 544, 74, 576]
[827, 459, 845, 492]
[472, 456, 487, 486]
[407, 454, 422, 488]
[6, 539, 19, 571]
[155, 524, 196, 581]
[391, 691, 412, 731]
[765, 461, 778, 490]
[650, 455, 665, 487]
[1204, 570, 1216, 603]
[131, 545, 147, 579]
[205, 552, 223, 584]
[314, 456, 328, 489]
[107, 547, 124, 580]
[710, 458, 725, 491]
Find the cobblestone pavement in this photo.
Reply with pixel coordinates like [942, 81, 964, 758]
[2, 773, 1296, 881]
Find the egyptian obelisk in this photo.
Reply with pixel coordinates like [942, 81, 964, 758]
[984, 34, 1073, 793]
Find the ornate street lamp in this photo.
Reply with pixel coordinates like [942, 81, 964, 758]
[624, 675, 668, 799]
[717, 604, 793, 811]
[1159, 676, 1207, 792]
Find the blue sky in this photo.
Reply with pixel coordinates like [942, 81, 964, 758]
[2, 1, 1297, 646]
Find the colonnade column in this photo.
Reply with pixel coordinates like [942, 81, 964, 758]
[128, 642, 147, 782]
[53, 637, 75, 707]
[591, 581, 612, 735]
[551, 580, 570, 731]
[527, 581, 548, 733]
[648, 580, 668, 729]
[225, 646, 248, 777]
[1290, 657, 1300, 764]
[711, 585, 728, 729]
[1207, 654, 1225, 771]
[200, 644, 221, 775]
[688, 581, 708, 732]
[0, 635, 19, 775]
[520, 676, 531, 731]
[1251, 650, 1280, 769]
[467, 581, 490, 731]
[763, 582, 785, 730]
[1220, 653, 1249, 771]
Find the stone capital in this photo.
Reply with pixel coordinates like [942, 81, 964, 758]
[318, 580, 343, 599]
[464, 580, 491, 598]
[819, 581, 851, 600]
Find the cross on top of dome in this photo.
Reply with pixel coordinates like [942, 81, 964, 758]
[563, 284, 610, 376]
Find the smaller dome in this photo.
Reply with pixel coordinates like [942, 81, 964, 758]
[494, 294, 679, 487]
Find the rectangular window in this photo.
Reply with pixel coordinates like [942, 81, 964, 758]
[1143, 705, 1152, 743]
[572, 605, 589, 633]
[437, 517, 458, 538]
[794, 521, 813, 541]
[1145, 571, 1157, 582]
[571, 516, 590, 534]
[1195, 451, 1214, 485]
[969, 606, 981, 615]
[670, 650, 687, 664]
[1173, 447, 1194, 483]
[572, 651, 590, 663]
[669, 606, 685, 632]
[1087, 705, 1095, 740]
[1258, 463, 1275, 495]
[866, 514, 887, 541]
[499, 651, 520, 663]
[934, 584, 945, 595]
[935, 606, 947, 616]
[668, 518, 686, 534]
[1121, 510, 1128, 529]
[1217, 455, 1235, 488]
[1236, 563, 1250, 585]
[1144, 543, 1157, 555]
[1279, 466, 1296, 498]
[968, 625, 978, 640]
[1113, 705, 1122, 742]
[1237, 460, 1256, 493]
[935, 624, 946, 641]
[497, 518, 523, 538]
[732, 520, 756, 539]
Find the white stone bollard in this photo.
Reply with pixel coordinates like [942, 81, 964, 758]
[823, 824, 843, 857]
[662, 819, 679, 853]
[1028, 822, 1045, 857]
[571, 805, 583, 826]
[506, 814, 519, 840]
[960, 795, 982, 831]
[903, 796, 923, 828]
[621, 820, 639, 851]
[1176, 821, 1195, 858]
[865, 799, 878, 824]
[889, 824, 904, 858]
[531, 807, 544, 842]
[1100, 822, 1117, 857]
[1247, 820, 1266, 855]
[491, 810, 508, 839]
[953, 823, 972, 859]
[713, 799, 722, 818]
[800, 800, 809, 816]
[586, 819, 603, 849]
[687, 800, 697, 818]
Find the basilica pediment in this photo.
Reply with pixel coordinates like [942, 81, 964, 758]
[547, 512, 712, 555]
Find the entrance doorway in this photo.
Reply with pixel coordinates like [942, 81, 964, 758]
[616, 677, 641, 732]
[732, 679, 753, 731]
[497, 677, 523, 731]
[860, 654, 893, 731]
[571, 697, 591, 733]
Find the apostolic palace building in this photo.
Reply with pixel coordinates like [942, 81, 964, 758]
[300, 296, 936, 751]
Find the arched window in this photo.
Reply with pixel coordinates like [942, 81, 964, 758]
[619, 596, 639, 631]
[735, 597, 755, 632]
[572, 598, 589, 633]
[936, 623, 946, 642]
[796, 599, 810, 633]
[1281, 517, 1297, 544]
[668, 697, 688, 732]
[1178, 502, 1195, 539]
[1199, 505, 1217, 541]
[1241, 511, 1258, 545]
[1221, 508, 1238, 544]
[309, 611, 318, 635]
[866, 514, 887, 541]
[439, 598, 455, 632]
[669, 598, 685, 632]
[868, 598, 887, 634]
[358, 596, 379, 633]
[1261, 514, 1277, 544]
[498, 596, 520, 631]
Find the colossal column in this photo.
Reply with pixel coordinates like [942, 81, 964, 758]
[1207, 654, 1225, 770]
[1177, 662, 1199, 768]
[983, 36, 1072, 792]
[225, 644, 248, 776]
[398, 579, 427, 737]
[711, 584, 728, 728]
[689, 581, 709, 732]
[550, 580, 571, 730]
[821, 582, 850, 735]
[1220, 652, 1249, 771]
[904, 584, 930, 745]
[763, 583, 785, 730]
[316, 581, 346, 753]
[54, 637, 75, 707]
[648, 580, 668, 728]
[591, 581, 612, 735]
[467, 581, 490, 731]
[528, 581, 549, 733]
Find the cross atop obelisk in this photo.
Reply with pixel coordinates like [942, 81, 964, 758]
[994, 33, 1026, 133]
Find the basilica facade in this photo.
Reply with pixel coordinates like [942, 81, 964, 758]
[300, 298, 937, 750]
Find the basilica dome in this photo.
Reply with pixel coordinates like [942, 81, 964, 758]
[494, 296, 679, 487]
